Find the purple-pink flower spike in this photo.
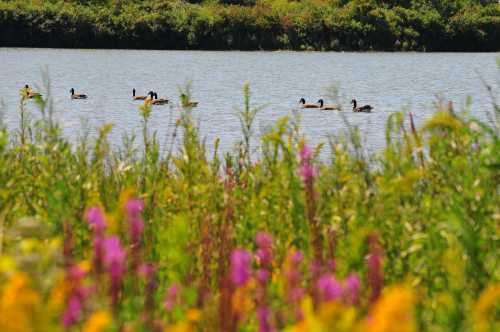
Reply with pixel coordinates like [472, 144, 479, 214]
[163, 283, 180, 311]
[62, 296, 82, 327]
[230, 249, 252, 287]
[125, 198, 144, 218]
[367, 233, 383, 303]
[103, 236, 126, 280]
[86, 207, 106, 233]
[126, 198, 145, 244]
[299, 144, 313, 160]
[317, 274, 343, 302]
[344, 273, 361, 305]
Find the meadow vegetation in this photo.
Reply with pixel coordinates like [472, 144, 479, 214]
[0, 0, 499, 50]
[0, 74, 499, 332]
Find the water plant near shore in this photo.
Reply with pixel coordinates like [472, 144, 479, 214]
[0, 76, 499, 332]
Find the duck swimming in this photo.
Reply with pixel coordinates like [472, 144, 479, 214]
[299, 98, 319, 108]
[70, 88, 87, 99]
[317, 99, 341, 111]
[351, 99, 372, 113]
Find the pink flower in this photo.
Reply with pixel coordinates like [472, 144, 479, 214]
[125, 198, 144, 218]
[317, 274, 343, 302]
[62, 296, 82, 327]
[163, 283, 180, 311]
[62, 265, 91, 328]
[86, 207, 106, 233]
[126, 199, 145, 244]
[343, 273, 361, 305]
[299, 145, 313, 160]
[256, 268, 270, 284]
[256, 232, 273, 249]
[103, 236, 126, 280]
[291, 251, 304, 265]
[298, 145, 317, 181]
[230, 249, 252, 287]
[257, 307, 274, 332]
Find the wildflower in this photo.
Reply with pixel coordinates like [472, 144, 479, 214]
[230, 249, 252, 287]
[257, 307, 274, 332]
[255, 232, 274, 332]
[103, 236, 126, 280]
[0, 273, 41, 332]
[365, 286, 415, 332]
[63, 296, 83, 327]
[86, 207, 106, 233]
[367, 233, 383, 303]
[163, 283, 180, 311]
[285, 250, 305, 321]
[473, 284, 500, 332]
[125, 198, 145, 245]
[62, 265, 92, 328]
[343, 273, 361, 305]
[103, 236, 126, 313]
[317, 274, 342, 302]
[82, 310, 112, 332]
[299, 145, 317, 182]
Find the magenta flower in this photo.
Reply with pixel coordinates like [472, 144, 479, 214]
[299, 145, 313, 160]
[256, 268, 270, 284]
[62, 296, 82, 327]
[256, 232, 273, 248]
[62, 265, 91, 328]
[343, 273, 361, 305]
[367, 233, 383, 303]
[298, 145, 317, 181]
[103, 236, 126, 280]
[86, 207, 106, 233]
[317, 274, 343, 302]
[291, 251, 304, 265]
[125, 198, 145, 244]
[257, 307, 274, 332]
[230, 249, 252, 287]
[125, 198, 144, 218]
[163, 283, 180, 311]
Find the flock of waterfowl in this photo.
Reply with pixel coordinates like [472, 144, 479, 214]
[299, 98, 373, 112]
[23, 85, 372, 112]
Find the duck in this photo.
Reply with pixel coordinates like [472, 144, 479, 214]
[180, 94, 198, 108]
[23, 84, 41, 99]
[132, 88, 147, 100]
[317, 99, 341, 111]
[152, 92, 169, 105]
[299, 98, 319, 109]
[70, 88, 87, 99]
[351, 99, 372, 113]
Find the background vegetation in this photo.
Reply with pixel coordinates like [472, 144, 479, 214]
[0, 69, 499, 331]
[0, 0, 499, 50]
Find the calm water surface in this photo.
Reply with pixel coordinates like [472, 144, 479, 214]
[1, 48, 498, 155]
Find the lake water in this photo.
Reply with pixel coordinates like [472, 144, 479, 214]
[1, 48, 498, 156]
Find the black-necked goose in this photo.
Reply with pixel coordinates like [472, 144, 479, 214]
[318, 99, 341, 111]
[299, 98, 319, 109]
[70, 88, 87, 99]
[351, 99, 372, 112]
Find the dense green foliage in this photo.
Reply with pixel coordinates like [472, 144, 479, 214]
[0, 0, 499, 50]
[0, 72, 499, 331]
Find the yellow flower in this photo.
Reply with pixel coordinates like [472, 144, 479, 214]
[0, 273, 41, 332]
[363, 286, 416, 332]
[82, 311, 112, 332]
[285, 297, 322, 332]
[473, 284, 500, 332]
